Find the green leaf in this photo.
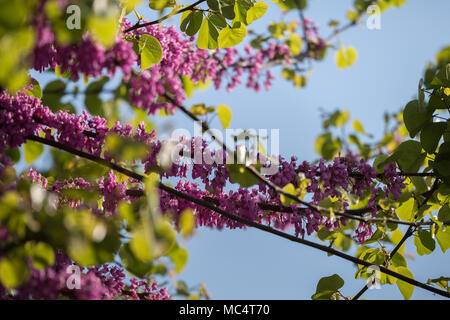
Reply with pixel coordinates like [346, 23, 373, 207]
[87, 13, 119, 48]
[335, 46, 358, 69]
[430, 64, 450, 89]
[179, 208, 196, 238]
[24, 140, 44, 164]
[26, 241, 55, 270]
[176, 280, 190, 296]
[280, 183, 297, 205]
[436, 226, 450, 253]
[180, 10, 203, 36]
[197, 14, 226, 49]
[149, 0, 171, 10]
[347, 9, 359, 22]
[353, 119, 365, 133]
[396, 198, 416, 222]
[438, 205, 450, 222]
[324, 110, 349, 128]
[287, 33, 302, 56]
[218, 22, 247, 48]
[207, 0, 235, 19]
[226, 164, 259, 188]
[26, 79, 42, 99]
[60, 188, 99, 204]
[234, 0, 252, 25]
[391, 252, 407, 268]
[427, 276, 450, 291]
[5, 147, 20, 163]
[389, 140, 425, 173]
[85, 77, 108, 116]
[373, 154, 389, 173]
[434, 160, 450, 177]
[420, 122, 446, 153]
[318, 196, 342, 216]
[311, 290, 337, 300]
[312, 274, 344, 300]
[314, 133, 341, 160]
[403, 100, 431, 137]
[119, 0, 142, 14]
[104, 133, 148, 163]
[217, 104, 232, 129]
[167, 244, 189, 273]
[396, 266, 414, 300]
[0, 257, 29, 289]
[391, 229, 406, 255]
[42, 79, 66, 112]
[129, 227, 153, 262]
[317, 227, 336, 241]
[246, 1, 268, 24]
[414, 230, 435, 256]
[119, 243, 153, 278]
[139, 34, 163, 70]
[55, 65, 70, 78]
[153, 219, 177, 257]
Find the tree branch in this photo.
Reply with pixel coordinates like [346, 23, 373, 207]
[24, 134, 450, 299]
[123, 0, 207, 33]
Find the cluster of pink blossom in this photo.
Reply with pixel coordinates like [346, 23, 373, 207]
[124, 19, 292, 114]
[0, 252, 169, 300]
[32, 0, 57, 73]
[190, 137, 229, 191]
[0, 90, 41, 151]
[170, 148, 405, 241]
[209, 43, 289, 92]
[54, 36, 136, 81]
[301, 16, 327, 59]
[159, 180, 255, 230]
[124, 19, 211, 114]
[32, 1, 136, 79]
[27, 168, 132, 215]
[159, 178, 321, 238]
[31, 0, 294, 115]
[0, 89, 162, 166]
[1, 86, 409, 245]
[98, 170, 128, 213]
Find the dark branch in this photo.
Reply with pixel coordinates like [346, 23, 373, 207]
[25, 134, 450, 299]
[123, 0, 207, 33]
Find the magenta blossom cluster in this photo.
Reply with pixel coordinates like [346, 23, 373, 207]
[301, 16, 327, 59]
[0, 252, 169, 300]
[32, 1, 136, 79]
[209, 43, 289, 93]
[0, 89, 160, 166]
[31, 0, 294, 115]
[27, 168, 130, 215]
[1, 89, 406, 244]
[123, 19, 292, 114]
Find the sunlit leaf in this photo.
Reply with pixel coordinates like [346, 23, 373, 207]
[139, 34, 163, 70]
[246, 1, 268, 24]
[217, 104, 232, 129]
[335, 46, 358, 69]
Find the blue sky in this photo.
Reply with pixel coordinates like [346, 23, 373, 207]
[26, 0, 450, 299]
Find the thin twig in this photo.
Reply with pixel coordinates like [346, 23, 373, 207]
[123, 0, 207, 33]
